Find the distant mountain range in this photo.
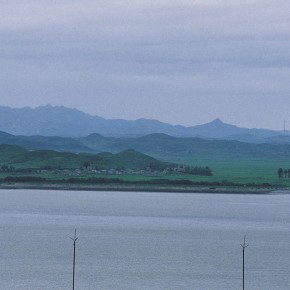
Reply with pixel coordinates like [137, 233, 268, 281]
[0, 105, 288, 139]
[1, 131, 290, 161]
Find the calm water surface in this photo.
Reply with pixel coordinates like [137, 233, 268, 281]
[0, 189, 290, 289]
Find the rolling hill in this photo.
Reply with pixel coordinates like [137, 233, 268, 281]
[79, 133, 290, 160]
[0, 144, 171, 170]
[1, 131, 290, 161]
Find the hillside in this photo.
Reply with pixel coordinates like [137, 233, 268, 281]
[0, 145, 171, 170]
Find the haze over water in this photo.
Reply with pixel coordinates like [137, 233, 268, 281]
[0, 189, 289, 289]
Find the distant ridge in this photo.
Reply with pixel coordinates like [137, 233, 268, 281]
[79, 133, 290, 159]
[0, 105, 287, 139]
[0, 131, 94, 153]
[1, 131, 290, 160]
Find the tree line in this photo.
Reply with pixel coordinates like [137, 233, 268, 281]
[277, 168, 290, 179]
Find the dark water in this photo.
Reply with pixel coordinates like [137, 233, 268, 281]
[0, 189, 289, 289]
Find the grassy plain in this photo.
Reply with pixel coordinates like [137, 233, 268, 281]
[1, 143, 290, 189]
[1, 157, 289, 188]
[161, 155, 290, 186]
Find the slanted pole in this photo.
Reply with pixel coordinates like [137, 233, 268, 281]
[70, 229, 78, 290]
[240, 235, 249, 290]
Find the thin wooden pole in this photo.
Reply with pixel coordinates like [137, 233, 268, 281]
[70, 229, 78, 290]
[240, 235, 249, 290]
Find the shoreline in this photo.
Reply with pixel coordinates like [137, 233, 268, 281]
[0, 182, 280, 194]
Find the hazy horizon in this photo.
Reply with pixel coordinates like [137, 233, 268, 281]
[0, 1, 289, 130]
[1, 103, 288, 131]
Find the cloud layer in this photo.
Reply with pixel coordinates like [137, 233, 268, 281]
[0, 0, 289, 129]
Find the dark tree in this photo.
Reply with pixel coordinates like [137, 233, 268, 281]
[82, 161, 91, 169]
[278, 168, 284, 179]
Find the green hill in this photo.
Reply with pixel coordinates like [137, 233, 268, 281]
[0, 144, 172, 170]
[2, 130, 290, 161]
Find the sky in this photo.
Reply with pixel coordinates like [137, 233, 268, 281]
[0, 0, 289, 130]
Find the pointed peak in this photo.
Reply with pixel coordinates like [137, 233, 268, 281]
[209, 118, 224, 124]
[205, 118, 227, 126]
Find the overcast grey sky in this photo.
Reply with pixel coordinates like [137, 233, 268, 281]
[0, 0, 289, 129]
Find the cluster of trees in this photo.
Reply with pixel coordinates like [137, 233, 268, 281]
[148, 162, 167, 171]
[4, 176, 46, 182]
[67, 177, 124, 184]
[0, 175, 273, 188]
[277, 168, 290, 179]
[181, 166, 213, 176]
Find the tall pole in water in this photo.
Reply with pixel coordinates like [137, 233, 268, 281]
[240, 235, 249, 290]
[70, 229, 78, 290]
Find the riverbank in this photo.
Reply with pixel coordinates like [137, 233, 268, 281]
[0, 182, 277, 194]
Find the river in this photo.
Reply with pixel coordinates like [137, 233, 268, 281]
[0, 189, 289, 289]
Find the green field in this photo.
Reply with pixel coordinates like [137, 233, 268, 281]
[1, 143, 290, 188]
[1, 158, 289, 188]
[162, 155, 290, 186]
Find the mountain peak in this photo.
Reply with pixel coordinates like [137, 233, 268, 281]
[210, 118, 224, 125]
